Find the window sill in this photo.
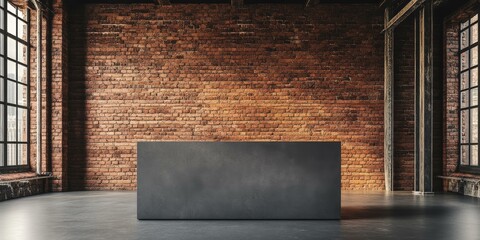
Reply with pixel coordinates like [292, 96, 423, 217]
[440, 173, 480, 198]
[449, 172, 480, 179]
[0, 172, 37, 182]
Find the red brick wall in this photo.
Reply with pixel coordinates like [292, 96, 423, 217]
[50, 0, 69, 191]
[67, 3, 385, 190]
[444, 17, 459, 176]
[393, 16, 415, 191]
[26, 0, 68, 191]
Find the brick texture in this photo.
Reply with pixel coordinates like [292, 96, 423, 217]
[50, 0, 69, 191]
[26, 0, 68, 191]
[67, 3, 385, 190]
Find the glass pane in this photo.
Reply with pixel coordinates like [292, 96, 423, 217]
[461, 20, 470, 30]
[18, 20, 27, 42]
[472, 145, 479, 166]
[18, 84, 26, 106]
[461, 51, 469, 70]
[0, 145, 3, 167]
[0, 0, 3, 8]
[0, 78, 3, 102]
[7, 59, 15, 80]
[7, 37, 16, 60]
[0, 57, 3, 77]
[471, 46, 478, 66]
[0, 11, 3, 30]
[472, 14, 479, 23]
[7, 80, 15, 104]
[18, 64, 26, 83]
[461, 110, 470, 143]
[462, 71, 469, 89]
[18, 43, 27, 64]
[7, 13, 16, 35]
[472, 88, 478, 106]
[472, 108, 478, 143]
[18, 144, 27, 165]
[18, 8, 27, 21]
[461, 145, 470, 165]
[472, 23, 478, 44]
[7, 2, 15, 13]
[461, 29, 470, 50]
[0, 104, 3, 141]
[0, 33, 3, 55]
[461, 91, 469, 108]
[472, 67, 478, 87]
[18, 108, 26, 141]
[7, 144, 15, 166]
[0, 33, 5, 55]
[7, 106, 15, 141]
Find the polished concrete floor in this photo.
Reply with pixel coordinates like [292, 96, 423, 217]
[0, 191, 479, 240]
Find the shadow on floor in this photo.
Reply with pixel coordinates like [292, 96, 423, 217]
[341, 205, 451, 220]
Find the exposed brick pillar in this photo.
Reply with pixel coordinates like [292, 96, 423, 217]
[50, 0, 68, 191]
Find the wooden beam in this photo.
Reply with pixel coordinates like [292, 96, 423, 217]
[384, 6, 394, 192]
[231, 0, 244, 7]
[379, 0, 391, 8]
[414, 0, 434, 194]
[383, 0, 425, 32]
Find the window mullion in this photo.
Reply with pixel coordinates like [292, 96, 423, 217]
[477, 17, 479, 167]
[15, 5, 18, 165]
[26, 6, 29, 167]
[3, 0, 7, 168]
[468, 22, 472, 167]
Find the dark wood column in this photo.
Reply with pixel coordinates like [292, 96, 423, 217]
[384, 7, 394, 192]
[414, 0, 434, 194]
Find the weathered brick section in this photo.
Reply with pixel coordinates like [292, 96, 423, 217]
[393, 16, 415, 191]
[68, 4, 385, 190]
[27, 1, 68, 191]
[50, 0, 69, 191]
[443, 6, 477, 176]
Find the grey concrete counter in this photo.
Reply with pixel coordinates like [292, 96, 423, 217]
[137, 142, 340, 220]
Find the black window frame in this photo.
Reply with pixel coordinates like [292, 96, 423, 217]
[0, 0, 30, 173]
[458, 12, 480, 174]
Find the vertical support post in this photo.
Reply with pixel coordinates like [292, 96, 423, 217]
[384, 7, 394, 192]
[414, 0, 434, 194]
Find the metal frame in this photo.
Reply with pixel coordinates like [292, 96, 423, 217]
[458, 12, 480, 174]
[0, 0, 30, 173]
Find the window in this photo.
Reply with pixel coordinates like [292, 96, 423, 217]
[459, 13, 480, 171]
[0, 0, 29, 172]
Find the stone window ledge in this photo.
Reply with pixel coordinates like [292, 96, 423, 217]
[439, 173, 480, 182]
[0, 172, 51, 183]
